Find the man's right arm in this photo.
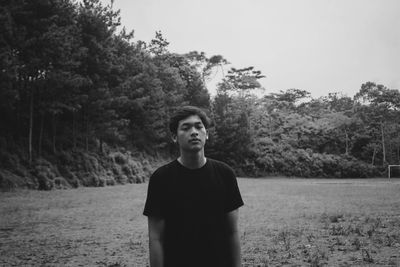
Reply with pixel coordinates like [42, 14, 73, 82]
[148, 216, 165, 267]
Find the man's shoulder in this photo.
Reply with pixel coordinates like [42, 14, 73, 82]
[152, 159, 178, 177]
[207, 158, 235, 174]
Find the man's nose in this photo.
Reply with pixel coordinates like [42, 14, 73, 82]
[190, 128, 199, 136]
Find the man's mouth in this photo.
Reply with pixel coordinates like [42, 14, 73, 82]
[189, 139, 201, 143]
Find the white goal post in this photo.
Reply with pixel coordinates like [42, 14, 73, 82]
[388, 165, 400, 179]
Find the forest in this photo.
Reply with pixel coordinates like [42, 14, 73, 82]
[1, 0, 400, 190]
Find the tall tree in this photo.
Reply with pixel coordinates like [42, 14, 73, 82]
[185, 51, 229, 83]
[354, 82, 400, 165]
[0, 0, 86, 161]
[77, 0, 122, 151]
[211, 67, 265, 169]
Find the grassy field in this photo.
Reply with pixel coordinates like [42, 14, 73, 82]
[1, 178, 400, 266]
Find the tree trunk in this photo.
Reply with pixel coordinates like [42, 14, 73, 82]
[381, 122, 386, 165]
[397, 131, 400, 164]
[38, 113, 44, 157]
[72, 111, 76, 151]
[371, 146, 377, 165]
[85, 113, 89, 152]
[16, 81, 23, 140]
[28, 85, 34, 164]
[220, 64, 225, 78]
[344, 128, 349, 155]
[99, 138, 103, 154]
[268, 116, 272, 138]
[52, 113, 57, 154]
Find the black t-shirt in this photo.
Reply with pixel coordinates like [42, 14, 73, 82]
[143, 158, 244, 267]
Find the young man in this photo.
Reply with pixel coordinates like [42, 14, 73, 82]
[143, 106, 244, 267]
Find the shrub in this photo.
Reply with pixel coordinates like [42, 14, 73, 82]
[113, 152, 127, 165]
[0, 141, 170, 189]
[116, 174, 128, 184]
[249, 141, 382, 178]
[98, 176, 106, 187]
[37, 174, 54, 190]
[83, 154, 100, 172]
[61, 168, 80, 188]
[106, 177, 116, 186]
[53, 177, 71, 189]
[0, 169, 28, 191]
[122, 165, 132, 176]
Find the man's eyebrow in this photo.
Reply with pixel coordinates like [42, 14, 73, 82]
[180, 121, 204, 126]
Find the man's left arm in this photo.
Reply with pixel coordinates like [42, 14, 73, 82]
[224, 208, 241, 267]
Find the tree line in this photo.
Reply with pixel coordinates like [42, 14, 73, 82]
[1, 0, 399, 187]
[0, 0, 210, 158]
[211, 81, 400, 177]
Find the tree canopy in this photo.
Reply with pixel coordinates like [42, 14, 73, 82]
[1, 0, 399, 190]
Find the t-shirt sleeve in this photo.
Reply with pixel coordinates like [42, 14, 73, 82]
[143, 169, 165, 218]
[223, 166, 244, 213]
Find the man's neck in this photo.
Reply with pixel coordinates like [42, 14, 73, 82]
[178, 150, 207, 169]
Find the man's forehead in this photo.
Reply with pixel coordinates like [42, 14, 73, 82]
[178, 115, 203, 125]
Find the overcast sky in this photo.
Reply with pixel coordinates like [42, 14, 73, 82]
[104, 0, 400, 98]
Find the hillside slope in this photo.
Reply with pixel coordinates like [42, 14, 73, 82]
[0, 145, 169, 191]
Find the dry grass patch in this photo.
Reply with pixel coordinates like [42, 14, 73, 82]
[1, 178, 400, 266]
[239, 178, 400, 266]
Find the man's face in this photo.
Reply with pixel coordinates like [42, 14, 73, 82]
[174, 115, 208, 152]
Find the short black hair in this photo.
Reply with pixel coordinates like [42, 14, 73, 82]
[169, 106, 211, 134]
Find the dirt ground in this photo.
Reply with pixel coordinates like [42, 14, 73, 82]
[1, 178, 400, 266]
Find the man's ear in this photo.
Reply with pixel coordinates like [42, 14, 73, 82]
[171, 134, 177, 143]
[206, 131, 209, 140]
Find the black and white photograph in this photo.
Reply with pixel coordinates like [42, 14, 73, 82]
[1, 0, 400, 266]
